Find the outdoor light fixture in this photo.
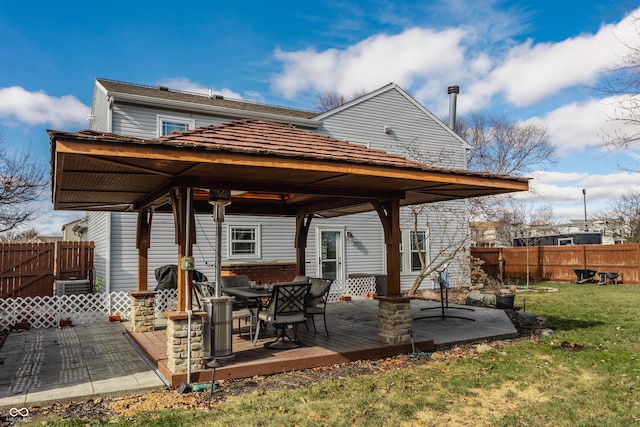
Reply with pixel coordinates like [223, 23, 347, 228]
[209, 189, 231, 222]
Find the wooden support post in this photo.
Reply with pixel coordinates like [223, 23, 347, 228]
[295, 213, 313, 276]
[373, 199, 401, 296]
[171, 188, 196, 311]
[136, 208, 153, 292]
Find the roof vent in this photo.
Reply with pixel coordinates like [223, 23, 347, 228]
[158, 86, 169, 91]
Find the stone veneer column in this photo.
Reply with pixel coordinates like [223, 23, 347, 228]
[128, 291, 157, 333]
[377, 297, 412, 344]
[163, 311, 208, 374]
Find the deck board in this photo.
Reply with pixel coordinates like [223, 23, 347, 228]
[126, 299, 517, 387]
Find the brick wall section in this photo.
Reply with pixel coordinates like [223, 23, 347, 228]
[222, 263, 297, 284]
[165, 313, 206, 374]
[129, 291, 156, 333]
[377, 298, 412, 344]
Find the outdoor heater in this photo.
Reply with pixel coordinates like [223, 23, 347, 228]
[202, 189, 235, 361]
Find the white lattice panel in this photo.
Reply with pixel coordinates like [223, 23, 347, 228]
[326, 276, 376, 303]
[0, 290, 140, 331]
[0, 278, 377, 331]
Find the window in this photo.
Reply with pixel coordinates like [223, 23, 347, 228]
[557, 237, 574, 246]
[228, 225, 260, 258]
[157, 115, 195, 136]
[410, 231, 427, 272]
[399, 229, 429, 273]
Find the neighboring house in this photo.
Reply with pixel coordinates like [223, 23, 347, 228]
[83, 79, 471, 293]
[61, 218, 86, 241]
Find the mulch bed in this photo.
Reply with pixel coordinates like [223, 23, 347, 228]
[1, 309, 538, 425]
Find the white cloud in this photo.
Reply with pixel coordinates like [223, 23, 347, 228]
[271, 7, 640, 117]
[468, 18, 635, 108]
[272, 27, 468, 99]
[522, 170, 640, 220]
[0, 86, 90, 129]
[535, 97, 625, 154]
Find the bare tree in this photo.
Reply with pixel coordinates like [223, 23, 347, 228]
[0, 227, 40, 243]
[600, 12, 640, 150]
[598, 190, 640, 242]
[406, 202, 470, 294]
[0, 129, 48, 234]
[314, 89, 368, 112]
[462, 112, 556, 176]
[457, 112, 557, 224]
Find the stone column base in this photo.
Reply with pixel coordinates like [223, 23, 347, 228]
[164, 311, 207, 374]
[377, 297, 412, 344]
[128, 291, 156, 333]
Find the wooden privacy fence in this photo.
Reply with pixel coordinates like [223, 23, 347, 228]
[0, 241, 94, 298]
[471, 244, 640, 284]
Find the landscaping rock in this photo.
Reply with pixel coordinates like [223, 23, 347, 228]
[465, 292, 495, 307]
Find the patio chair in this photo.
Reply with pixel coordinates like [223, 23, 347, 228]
[414, 265, 475, 322]
[252, 282, 310, 348]
[304, 278, 332, 337]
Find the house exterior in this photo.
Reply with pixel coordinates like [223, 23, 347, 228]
[83, 79, 472, 294]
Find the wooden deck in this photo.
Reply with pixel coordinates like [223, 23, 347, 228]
[126, 299, 517, 387]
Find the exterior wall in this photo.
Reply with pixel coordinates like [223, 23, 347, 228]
[85, 211, 109, 290]
[90, 84, 110, 132]
[111, 103, 228, 138]
[315, 88, 467, 169]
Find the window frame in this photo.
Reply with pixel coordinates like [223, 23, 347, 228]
[156, 115, 195, 137]
[401, 229, 429, 273]
[227, 224, 261, 259]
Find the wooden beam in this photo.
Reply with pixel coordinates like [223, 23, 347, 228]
[295, 213, 313, 276]
[136, 208, 153, 291]
[175, 176, 405, 200]
[373, 200, 401, 296]
[54, 139, 530, 190]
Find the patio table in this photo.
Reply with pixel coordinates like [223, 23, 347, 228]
[221, 286, 272, 301]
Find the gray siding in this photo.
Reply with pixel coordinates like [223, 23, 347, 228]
[112, 104, 228, 139]
[316, 89, 467, 170]
[85, 211, 108, 290]
[108, 213, 298, 292]
[90, 85, 109, 132]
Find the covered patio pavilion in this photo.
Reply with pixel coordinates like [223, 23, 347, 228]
[49, 119, 528, 383]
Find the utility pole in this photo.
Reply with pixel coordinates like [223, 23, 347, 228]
[582, 189, 588, 231]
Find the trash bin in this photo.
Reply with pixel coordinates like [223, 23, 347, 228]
[202, 296, 235, 359]
[348, 273, 387, 296]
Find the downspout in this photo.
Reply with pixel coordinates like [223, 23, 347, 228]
[107, 96, 114, 133]
[447, 85, 459, 130]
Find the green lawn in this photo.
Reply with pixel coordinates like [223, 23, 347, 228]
[30, 283, 640, 426]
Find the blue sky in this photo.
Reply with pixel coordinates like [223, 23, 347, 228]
[1, 0, 639, 235]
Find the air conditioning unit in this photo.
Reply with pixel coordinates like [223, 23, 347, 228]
[56, 279, 91, 296]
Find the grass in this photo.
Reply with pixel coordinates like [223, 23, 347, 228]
[27, 283, 640, 426]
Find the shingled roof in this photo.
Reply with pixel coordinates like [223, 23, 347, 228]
[49, 120, 529, 217]
[97, 78, 317, 120]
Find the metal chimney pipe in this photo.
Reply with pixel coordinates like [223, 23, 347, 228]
[448, 85, 459, 130]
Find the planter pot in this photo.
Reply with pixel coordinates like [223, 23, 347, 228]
[108, 314, 121, 323]
[366, 293, 377, 299]
[15, 321, 30, 330]
[496, 294, 515, 309]
[60, 318, 73, 327]
[339, 295, 352, 302]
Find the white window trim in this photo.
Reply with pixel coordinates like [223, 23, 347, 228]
[401, 228, 429, 274]
[227, 224, 261, 259]
[156, 114, 195, 137]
